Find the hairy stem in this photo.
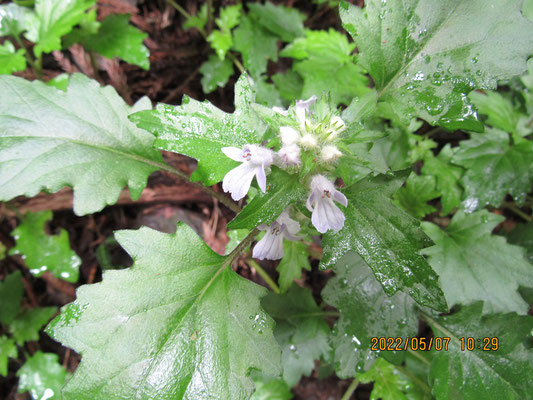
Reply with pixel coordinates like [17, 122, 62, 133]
[227, 229, 259, 264]
[200, 228, 259, 299]
[340, 378, 359, 400]
[248, 259, 280, 293]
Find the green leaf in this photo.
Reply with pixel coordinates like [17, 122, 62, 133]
[452, 129, 533, 210]
[225, 228, 250, 254]
[321, 173, 447, 311]
[183, 4, 208, 31]
[277, 241, 311, 293]
[0, 3, 31, 36]
[336, 140, 390, 186]
[131, 74, 265, 186]
[10, 307, 56, 345]
[46, 224, 280, 399]
[248, 2, 305, 42]
[0, 336, 17, 377]
[199, 54, 234, 93]
[0, 41, 26, 75]
[233, 15, 279, 78]
[421, 210, 533, 315]
[272, 71, 303, 102]
[228, 168, 306, 230]
[469, 91, 521, 137]
[421, 145, 463, 215]
[525, 0, 533, 20]
[0, 271, 24, 325]
[79, 14, 150, 70]
[250, 373, 293, 400]
[322, 253, 418, 377]
[280, 29, 369, 105]
[263, 285, 330, 387]
[17, 351, 70, 400]
[340, 0, 533, 130]
[394, 173, 439, 218]
[215, 4, 242, 32]
[46, 73, 70, 91]
[0, 74, 165, 215]
[254, 77, 283, 107]
[207, 30, 233, 60]
[358, 358, 428, 400]
[10, 211, 81, 282]
[507, 222, 533, 264]
[25, 0, 97, 57]
[424, 303, 533, 400]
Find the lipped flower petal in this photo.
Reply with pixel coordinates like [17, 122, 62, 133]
[252, 211, 301, 260]
[295, 95, 317, 126]
[333, 190, 348, 207]
[222, 163, 257, 201]
[307, 175, 348, 233]
[221, 144, 274, 200]
[256, 164, 267, 193]
[221, 146, 245, 162]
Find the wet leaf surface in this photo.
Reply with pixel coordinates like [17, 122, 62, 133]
[47, 224, 280, 399]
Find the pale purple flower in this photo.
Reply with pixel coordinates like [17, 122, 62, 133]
[222, 144, 274, 201]
[306, 175, 348, 233]
[295, 95, 317, 129]
[253, 211, 300, 260]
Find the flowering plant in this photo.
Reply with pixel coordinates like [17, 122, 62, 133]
[1, 0, 533, 399]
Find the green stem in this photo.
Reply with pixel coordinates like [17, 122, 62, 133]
[199, 228, 259, 299]
[248, 259, 280, 293]
[167, 0, 207, 36]
[228, 229, 259, 263]
[166, 0, 247, 78]
[408, 348, 431, 366]
[503, 202, 532, 222]
[288, 311, 340, 318]
[395, 365, 432, 396]
[11, 34, 40, 77]
[340, 378, 359, 400]
[206, 0, 214, 35]
[227, 52, 245, 74]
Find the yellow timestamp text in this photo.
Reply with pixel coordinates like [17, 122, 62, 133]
[370, 337, 500, 351]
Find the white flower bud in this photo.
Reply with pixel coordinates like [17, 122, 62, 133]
[278, 144, 301, 166]
[320, 145, 342, 163]
[300, 133, 318, 149]
[280, 126, 300, 145]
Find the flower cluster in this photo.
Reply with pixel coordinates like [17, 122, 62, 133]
[222, 97, 348, 260]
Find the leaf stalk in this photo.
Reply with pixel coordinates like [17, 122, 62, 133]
[248, 259, 280, 293]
